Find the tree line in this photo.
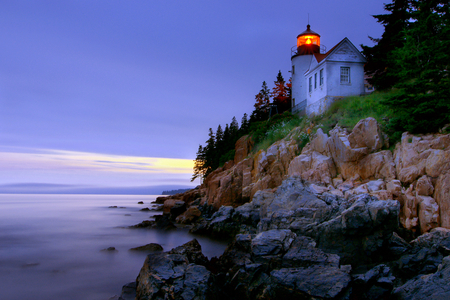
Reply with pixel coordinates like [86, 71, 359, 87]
[362, 0, 449, 137]
[191, 71, 291, 182]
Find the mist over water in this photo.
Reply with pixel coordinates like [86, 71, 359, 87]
[0, 194, 228, 300]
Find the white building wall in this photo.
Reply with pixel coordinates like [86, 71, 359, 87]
[291, 54, 312, 107]
[305, 67, 328, 115]
[326, 61, 365, 97]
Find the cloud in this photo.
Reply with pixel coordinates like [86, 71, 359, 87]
[0, 146, 196, 188]
[0, 147, 194, 173]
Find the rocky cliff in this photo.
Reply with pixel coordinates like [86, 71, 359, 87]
[178, 117, 449, 235]
[129, 118, 450, 300]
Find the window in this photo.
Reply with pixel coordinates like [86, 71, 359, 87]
[292, 65, 295, 74]
[320, 69, 324, 85]
[340, 67, 350, 84]
[314, 73, 317, 89]
[309, 77, 312, 93]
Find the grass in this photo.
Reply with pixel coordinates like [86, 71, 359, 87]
[248, 91, 406, 154]
[312, 91, 398, 135]
[249, 112, 308, 152]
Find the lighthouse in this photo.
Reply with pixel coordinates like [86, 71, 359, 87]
[291, 24, 321, 113]
[290, 24, 367, 116]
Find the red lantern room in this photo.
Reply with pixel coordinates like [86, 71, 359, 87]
[296, 24, 320, 55]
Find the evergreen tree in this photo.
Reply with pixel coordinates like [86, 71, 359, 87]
[271, 71, 290, 114]
[215, 124, 224, 148]
[250, 81, 270, 122]
[222, 124, 230, 151]
[383, 0, 450, 134]
[240, 113, 249, 134]
[191, 145, 206, 182]
[202, 128, 217, 176]
[361, 0, 411, 90]
[230, 116, 239, 140]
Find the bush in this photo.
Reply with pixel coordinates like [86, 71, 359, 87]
[250, 112, 305, 151]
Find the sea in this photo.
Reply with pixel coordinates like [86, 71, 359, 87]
[0, 194, 229, 300]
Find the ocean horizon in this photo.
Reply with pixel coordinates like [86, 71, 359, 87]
[0, 193, 227, 300]
[0, 183, 196, 195]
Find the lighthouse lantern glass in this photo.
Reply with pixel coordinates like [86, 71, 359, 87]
[297, 35, 320, 48]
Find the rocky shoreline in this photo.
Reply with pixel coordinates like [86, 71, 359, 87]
[113, 118, 450, 299]
[114, 178, 450, 299]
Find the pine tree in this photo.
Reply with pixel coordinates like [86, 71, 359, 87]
[250, 81, 271, 122]
[191, 145, 206, 182]
[383, 0, 450, 134]
[215, 124, 224, 148]
[230, 116, 239, 139]
[240, 113, 249, 134]
[271, 71, 290, 114]
[203, 128, 217, 176]
[361, 0, 411, 90]
[222, 124, 230, 152]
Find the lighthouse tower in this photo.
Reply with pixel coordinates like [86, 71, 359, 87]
[291, 24, 320, 111]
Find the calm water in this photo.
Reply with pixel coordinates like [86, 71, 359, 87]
[0, 194, 229, 300]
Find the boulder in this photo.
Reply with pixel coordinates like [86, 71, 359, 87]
[417, 195, 440, 234]
[251, 229, 296, 256]
[393, 256, 450, 300]
[234, 135, 252, 164]
[348, 117, 384, 153]
[175, 206, 202, 224]
[435, 171, 450, 228]
[386, 179, 402, 198]
[326, 125, 369, 165]
[130, 243, 163, 252]
[416, 175, 434, 196]
[269, 265, 351, 299]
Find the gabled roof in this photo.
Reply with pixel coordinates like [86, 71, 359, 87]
[304, 37, 366, 75]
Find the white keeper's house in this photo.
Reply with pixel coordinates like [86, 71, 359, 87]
[291, 25, 367, 116]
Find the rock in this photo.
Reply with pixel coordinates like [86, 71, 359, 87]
[101, 247, 117, 252]
[129, 220, 155, 228]
[367, 179, 386, 193]
[154, 214, 176, 230]
[352, 264, 395, 299]
[398, 165, 421, 185]
[270, 265, 351, 299]
[416, 175, 434, 196]
[138, 201, 144, 204]
[393, 256, 450, 299]
[309, 128, 330, 155]
[308, 183, 328, 194]
[130, 243, 163, 252]
[396, 228, 450, 279]
[175, 206, 202, 224]
[417, 195, 440, 234]
[426, 149, 450, 178]
[168, 239, 209, 266]
[135, 239, 215, 300]
[251, 229, 296, 256]
[282, 235, 340, 268]
[435, 171, 450, 228]
[327, 125, 369, 164]
[139, 207, 150, 211]
[387, 179, 402, 198]
[169, 200, 186, 220]
[118, 282, 136, 300]
[348, 117, 384, 153]
[234, 135, 252, 164]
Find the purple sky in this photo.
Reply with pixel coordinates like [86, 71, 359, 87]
[0, 0, 387, 193]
